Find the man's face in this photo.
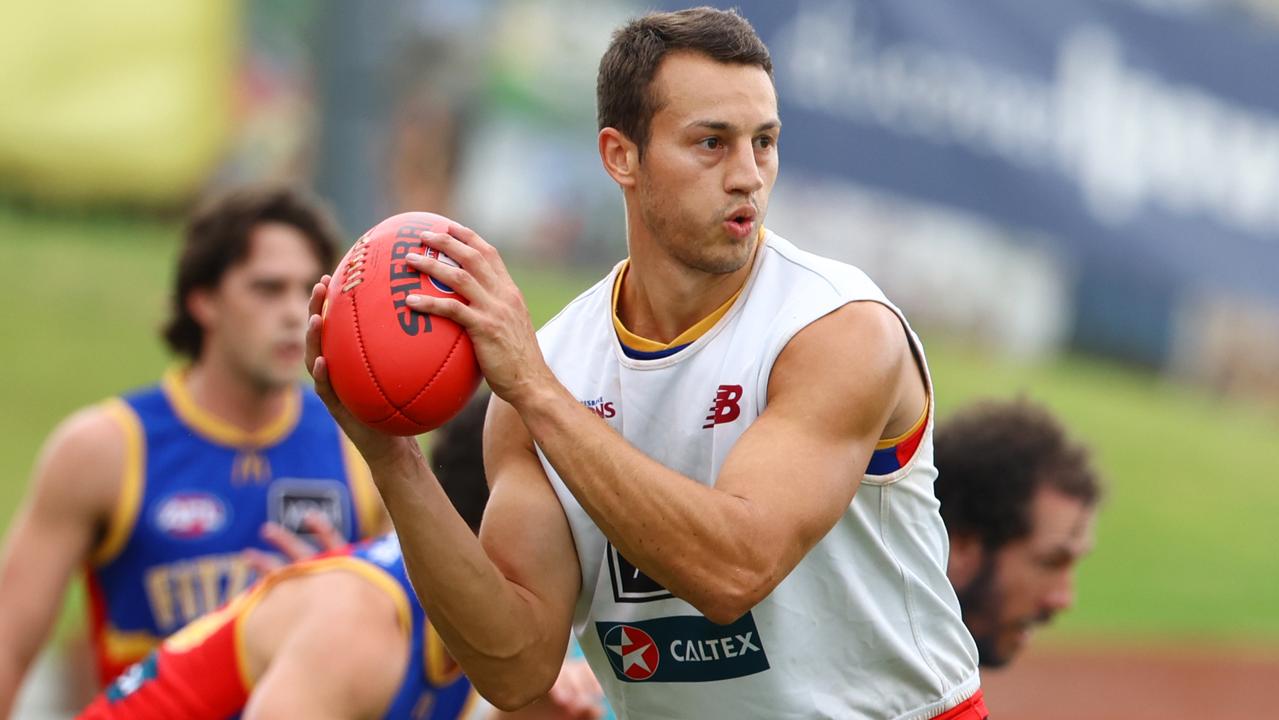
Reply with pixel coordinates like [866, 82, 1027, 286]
[633, 51, 780, 275]
[194, 222, 324, 392]
[957, 486, 1097, 668]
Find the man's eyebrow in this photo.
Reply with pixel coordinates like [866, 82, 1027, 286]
[687, 119, 782, 133]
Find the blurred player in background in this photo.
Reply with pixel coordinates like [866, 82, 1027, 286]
[934, 398, 1102, 668]
[77, 393, 605, 720]
[0, 185, 385, 713]
[310, 7, 983, 719]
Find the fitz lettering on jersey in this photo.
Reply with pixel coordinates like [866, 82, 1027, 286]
[702, 384, 743, 428]
[595, 613, 769, 683]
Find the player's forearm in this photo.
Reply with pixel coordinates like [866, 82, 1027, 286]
[510, 383, 776, 624]
[366, 447, 565, 706]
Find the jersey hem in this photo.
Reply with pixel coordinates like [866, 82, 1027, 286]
[897, 676, 981, 720]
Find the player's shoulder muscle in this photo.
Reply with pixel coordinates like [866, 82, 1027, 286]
[768, 301, 911, 437]
[30, 402, 129, 521]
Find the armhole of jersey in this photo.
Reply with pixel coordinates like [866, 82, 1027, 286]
[90, 399, 146, 566]
[875, 401, 929, 450]
[342, 435, 382, 537]
[230, 556, 412, 692]
[425, 620, 465, 686]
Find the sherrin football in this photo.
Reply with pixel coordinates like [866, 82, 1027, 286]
[321, 212, 481, 435]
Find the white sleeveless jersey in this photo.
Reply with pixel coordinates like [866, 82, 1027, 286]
[535, 231, 980, 719]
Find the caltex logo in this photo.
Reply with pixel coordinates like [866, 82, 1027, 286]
[603, 624, 660, 681]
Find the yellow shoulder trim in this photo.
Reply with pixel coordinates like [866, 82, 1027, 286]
[875, 399, 930, 450]
[91, 399, 146, 566]
[342, 435, 383, 537]
[426, 619, 464, 686]
[229, 556, 413, 692]
[460, 686, 482, 717]
[162, 367, 300, 449]
[286, 556, 411, 635]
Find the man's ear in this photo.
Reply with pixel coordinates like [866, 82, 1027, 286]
[187, 288, 216, 329]
[947, 533, 984, 589]
[599, 127, 639, 188]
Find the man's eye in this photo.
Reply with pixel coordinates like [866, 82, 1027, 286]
[755, 135, 775, 150]
[699, 137, 722, 150]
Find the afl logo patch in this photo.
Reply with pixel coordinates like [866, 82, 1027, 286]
[426, 247, 459, 294]
[603, 625, 660, 681]
[153, 493, 228, 540]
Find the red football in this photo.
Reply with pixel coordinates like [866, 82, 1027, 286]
[321, 212, 482, 435]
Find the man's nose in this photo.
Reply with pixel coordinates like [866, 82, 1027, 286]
[724, 141, 764, 196]
[1042, 571, 1075, 615]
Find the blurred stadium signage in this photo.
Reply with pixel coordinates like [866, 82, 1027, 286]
[675, 0, 1279, 371]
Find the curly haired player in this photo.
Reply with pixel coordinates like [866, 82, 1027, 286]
[934, 398, 1101, 669]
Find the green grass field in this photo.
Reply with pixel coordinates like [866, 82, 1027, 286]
[1, 207, 1276, 647]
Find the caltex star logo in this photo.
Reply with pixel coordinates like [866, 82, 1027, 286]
[603, 624, 660, 681]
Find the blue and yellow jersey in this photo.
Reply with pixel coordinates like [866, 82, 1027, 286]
[85, 369, 382, 685]
[82, 534, 476, 720]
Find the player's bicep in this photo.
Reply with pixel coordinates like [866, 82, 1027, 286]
[716, 303, 911, 567]
[480, 398, 580, 650]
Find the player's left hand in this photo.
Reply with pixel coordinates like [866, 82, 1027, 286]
[405, 224, 556, 407]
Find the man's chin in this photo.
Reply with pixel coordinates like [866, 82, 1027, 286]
[252, 368, 301, 394]
[973, 634, 1016, 669]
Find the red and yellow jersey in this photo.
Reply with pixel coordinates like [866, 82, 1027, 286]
[85, 369, 382, 686]
[79, 534, 477, 720]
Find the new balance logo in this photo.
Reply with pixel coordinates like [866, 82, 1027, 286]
[703, 384, 743, 428]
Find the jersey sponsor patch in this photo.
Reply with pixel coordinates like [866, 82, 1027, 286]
[595, 613, 769, 683]
[607, 543, 673, 603]
[152, 492, 229, 540]
[268, 479, 350, 540]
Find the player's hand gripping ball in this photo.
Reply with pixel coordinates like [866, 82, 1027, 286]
[321, 212, 481, 435]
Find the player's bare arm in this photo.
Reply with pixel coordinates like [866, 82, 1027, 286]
[409, 227, 925, 624]
[306, 281, 582, 710]
[0, 406, 122, 713]
[241, 570, 409, 719]
[354, 405, 582, 710]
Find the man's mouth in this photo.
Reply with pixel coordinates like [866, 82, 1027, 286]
[724, 206, 757, 239]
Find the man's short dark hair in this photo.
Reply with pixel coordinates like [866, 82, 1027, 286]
[162, 184, 343, 360]
[431, 391, 491, 534]
[597, 6, 772, 158]
[934, 399, 1101, 550]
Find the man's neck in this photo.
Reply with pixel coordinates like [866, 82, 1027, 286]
[619, 230, 758, 344]
[183, 359, 289, 433]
